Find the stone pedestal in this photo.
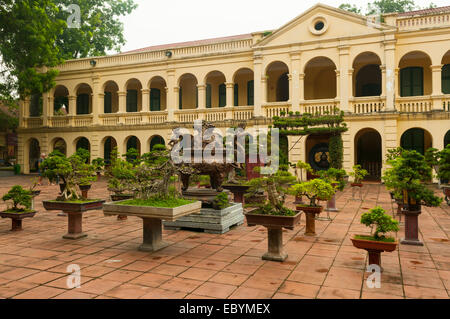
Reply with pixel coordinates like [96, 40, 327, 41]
[305, 212, 317, 236]
[139, 218, 169, 252]
[63, 211, 87, 240]
[401, 209, 423, 246]
[164, 203, 244, 234]
[262, 227, 287, 262]
[326, 195, 339, 212]
[11, 219, 23, 231]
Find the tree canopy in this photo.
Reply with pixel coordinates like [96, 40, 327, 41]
[339, 0, 436, 16]
[0, 0, 137, 106]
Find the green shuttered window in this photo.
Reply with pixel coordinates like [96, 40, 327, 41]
[400, 67, 423, 97]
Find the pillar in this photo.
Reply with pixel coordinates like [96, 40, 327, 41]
[166, 69, 176, 121]
[384, 39, 397, 111]
[141, 88, 150, 112]
[42, 92, 50, 127]
[380, 65, 386, 97]
[226, 82, 234, 108]
[431, 65, 443, 111]
[197, 85, 206, 109]
[253, 53, 263, 117]
[338, 45, 350, 112]
[290, 51, 301, 113]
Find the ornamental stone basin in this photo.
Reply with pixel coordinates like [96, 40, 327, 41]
[103, 200, 202, 252]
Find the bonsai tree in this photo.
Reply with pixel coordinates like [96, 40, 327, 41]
[437, 145, 450, 184]
[2, 185, 32, 212]
[75, 148, 90, 163]
[212, 192, 230, 210]
[349, 165, 368, 184]
[41, 152, 97, 201]
[246, 167, 297, 216]
[359, 207, 399, 241]
[107, 155, 136, 195]
[92, 158, 105, 175]
[318, 168, 347, 192]
[383, 149, 442, 208]
[289, 179, 335, 207]
[295, 160, 314, 182]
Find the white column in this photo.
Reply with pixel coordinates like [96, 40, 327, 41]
[226, 82, 234, 108]
[384, 39, 397, 111]
[166, 69, 176, 121]
[338, 45, 350, 112]
[290, 51, 301, 113]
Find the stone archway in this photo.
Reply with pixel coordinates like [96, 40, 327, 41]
[355, 128, 382, 181]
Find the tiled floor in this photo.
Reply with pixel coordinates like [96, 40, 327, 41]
[0, 175, 449, 299]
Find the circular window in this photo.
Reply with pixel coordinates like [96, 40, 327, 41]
[309, 16, 328, 35]
[314, 21, 325, 31]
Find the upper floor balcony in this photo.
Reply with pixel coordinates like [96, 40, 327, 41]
[20, 46, 450, 129]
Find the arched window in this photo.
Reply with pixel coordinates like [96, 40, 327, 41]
[401, 128, 425, 155]
[400, 67, 423, 97]
[442, 64, 450, 94]
[150, 89, 161, 111]
[76, 94, 90, 114]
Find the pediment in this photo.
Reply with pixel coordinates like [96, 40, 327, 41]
[256, 3, 395, 47]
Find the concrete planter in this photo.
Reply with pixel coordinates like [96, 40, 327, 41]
[110, 194, 134, 220]
[43, 200, 105, 239]
[351, 236, 398, 270]
[103, 200, 201, 252]
[245, 210, 302, 262]
[0, 210, 36, 231]
[164, 203, 244, 234]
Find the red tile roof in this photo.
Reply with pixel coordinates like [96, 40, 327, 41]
[398, 5, 450, 17]
[121, 33, 253, 54]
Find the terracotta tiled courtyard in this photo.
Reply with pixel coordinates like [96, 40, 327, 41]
[0, 175, 449, 299]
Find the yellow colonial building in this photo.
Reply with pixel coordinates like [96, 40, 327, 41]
[17, 3, 450, 179]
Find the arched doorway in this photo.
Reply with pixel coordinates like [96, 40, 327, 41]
[125, 79, 143, 113]
[400, 128, 432, 155]
[103, 81, 119, 114]
[149, 76, 167, 111]
[355, 129, 382, 181]
[76, 137, 90, 152]
[103, 137, 117, 165]
[266, 61, 289, 102]
[398, 51, 432, 97]
[353, 52, 382, 97]
[304, 57, 337, 100]
[178, 73, 198, 110]
[52, 138, 67, 156]
[306, 134, 331, 178]
[233, 68, 254, 106]
[53, 85, 69, 115]
[444, 130, 450, 147]
[205, 71, 226, 108]
[149, 135, 165, 151]
[28, 139, 40, 173]
[75, 84, 93, 115]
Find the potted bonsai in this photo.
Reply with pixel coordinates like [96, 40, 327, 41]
[290, 179, 335, 236]
[318, 168, 347, 212]
[351, 207, 399, 270]
[293, 161, 314, 204]
[92, 158, 105, 177]
[1, 186, 36, 231]
[41, 152, 104, 239]
[244, 168, 299, 262]
[103, 146, 201, 252]
[71, 155, 97, 199]
[383, 149, 442, 245]
[437, 145, 450, 205]
[349, 165, 368, 187]
[107, 149, 137, 220]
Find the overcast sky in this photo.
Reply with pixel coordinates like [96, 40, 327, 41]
[119, 0, 449, 53]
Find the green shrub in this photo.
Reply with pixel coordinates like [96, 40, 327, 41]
[349, 165, 368, 184]
[290, 179, 335, 207]
[2, 185, 32, 212]
[360, 207, 399, 241]
[213, 192, 229, 210]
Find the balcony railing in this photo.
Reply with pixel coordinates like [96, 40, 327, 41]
[263, 102, 291, 118]
[21, 96, 450, 130]
[351, 97, 385, 114]
[396, 96, 433, 113]
[396, 13, 450, 31]
[301, 99, 340, 115]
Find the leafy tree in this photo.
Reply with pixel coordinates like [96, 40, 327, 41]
[437, 145, 450, 182]
[360, 206, 399, 240]
[0, 0, 137, 104]
[368, 0, 416, 14]
[339, 3, 363, 14]
[290, 179, 335, 207]
[53, 0, 138, 59]
[2, 185, 32, 211]
[349, 165, 368, 184]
